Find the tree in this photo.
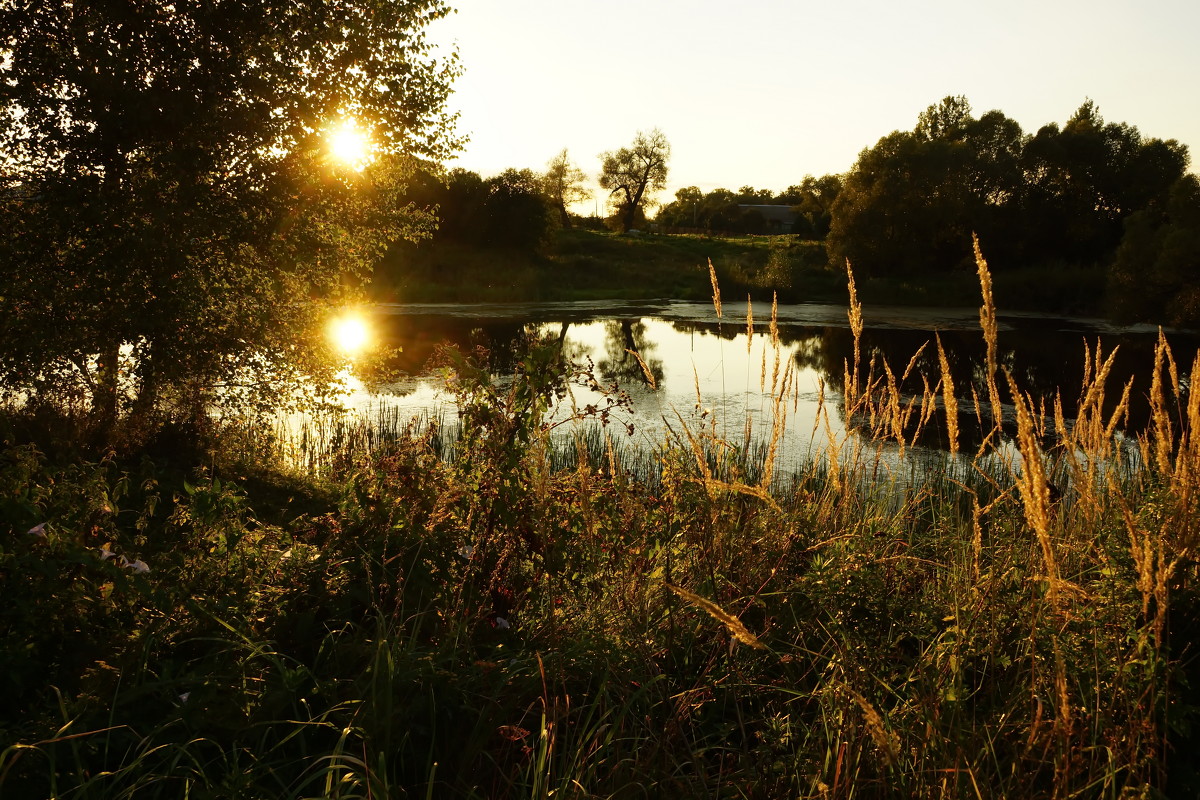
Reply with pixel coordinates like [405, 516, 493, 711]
[0, 0, 459, 430]
[1108, 175, 1200, 325]
[827, 98, 1026, 276]
[393, 167, 554, 252]
[1020, 101, 1189, 265]
[736, 186, 775, 204]
[599, 129, 670, 232]
[914, 95, 973, 142]
[657, 186, 704, 229]
[779, 175, 842, 238]
[481, 168, 556, 251]
[542, 149, 590, 228]
[433, 169, 490, 243]
[656, 186, 746, 233]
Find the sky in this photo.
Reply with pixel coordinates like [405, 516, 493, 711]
[427, 0, 1200, 214]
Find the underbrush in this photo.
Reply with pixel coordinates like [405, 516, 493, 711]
[2, 242, 1198, 798]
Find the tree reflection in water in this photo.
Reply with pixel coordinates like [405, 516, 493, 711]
[355, 305, 1200, 459]
[597, 320, 664, 388]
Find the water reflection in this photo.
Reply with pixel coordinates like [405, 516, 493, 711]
[597, 320, 664, 388]
[342, 301, 1200, 467]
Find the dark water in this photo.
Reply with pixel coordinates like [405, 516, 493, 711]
[335, 300, 1200, 468]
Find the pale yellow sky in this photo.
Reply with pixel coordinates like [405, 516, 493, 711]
[430, 0, 1200, 213]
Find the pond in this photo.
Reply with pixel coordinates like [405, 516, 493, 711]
[317, 299, 1200, 479]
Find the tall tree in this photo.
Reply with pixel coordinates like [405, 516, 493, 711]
[828, 97, 1026, 276]
[1020, 101, 1189, 265]
[599, 129, 670, 232]
[914, 95, 973, 142]
[1108, 175, 1200, 325]
[542, 149, 590, 228]
[393, 167, 554, 252]
[0, 0, 459, 429]
[482, 168, 555, 251]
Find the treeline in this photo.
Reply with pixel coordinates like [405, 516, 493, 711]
[398, 167, 559, 253]
[827, 97, 1189, 282]
[663, 97, 1199, 325]
[392, 135, 664, 256]
[392, 97, 1200, 323]
[656, 176, 842, 238]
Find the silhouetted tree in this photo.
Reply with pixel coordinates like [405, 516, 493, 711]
[542, 149, 590, 228]
[779, 175, 843, 239]
[1020, 101, 1189, 265]
[481, 168, 556, 251]
[1109, 175, 1200, 325]
[397, 167, 555, 253]
[828, 98, 1023, 276]
[599, 129, 670, 232]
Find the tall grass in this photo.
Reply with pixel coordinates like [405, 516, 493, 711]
[2, 240, 1198, 798]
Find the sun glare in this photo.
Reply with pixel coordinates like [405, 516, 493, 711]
[330, 314, 370, 356]
[327, 119, 371, 169]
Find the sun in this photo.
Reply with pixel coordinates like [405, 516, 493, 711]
[327, 119, 371, 169]
[329, 314, 371, 355]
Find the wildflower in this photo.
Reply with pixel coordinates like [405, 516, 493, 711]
[127, 559, 150, 574]
[493, 616, 510, 630]
[26, 522, 47, 538]
[99, 543, 117, 561]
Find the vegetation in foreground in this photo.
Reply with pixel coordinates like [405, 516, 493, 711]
[3, 248, 1199, 799]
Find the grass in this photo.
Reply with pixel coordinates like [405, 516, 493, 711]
[373, 228, 1108, 316]
[374, 229, 839, 304]
[2, 239, 1198, 798]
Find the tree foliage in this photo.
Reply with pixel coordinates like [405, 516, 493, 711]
[542, 149, 590, 228]
[778, 175, 843, 238]
[1109, 175, 1200, 326]
[399, 167, 556, 252]
[1021, 101, 1190, 265]
[599, 129, 670, 232]
[656, 179, 842, 238]
[826, 96, 1188, 279]
[0, 0, 459, 428]
[828, 97, 1026, 276]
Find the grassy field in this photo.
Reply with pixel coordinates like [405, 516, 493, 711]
[371, 228, 1108, 315]
[1, 248, 1195, 798]
[373, 229, 840, 304]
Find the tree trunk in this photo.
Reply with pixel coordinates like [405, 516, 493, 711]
[130, 342, 159, 432]
[93, 341, 121, 437]
[621, 203, 637, 233]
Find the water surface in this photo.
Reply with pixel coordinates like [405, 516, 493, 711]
[329, 300, 1200, 476]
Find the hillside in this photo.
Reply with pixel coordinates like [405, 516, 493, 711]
[372, 228, 1108, 315]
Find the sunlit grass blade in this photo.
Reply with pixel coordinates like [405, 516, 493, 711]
[666, 583, 767, 650]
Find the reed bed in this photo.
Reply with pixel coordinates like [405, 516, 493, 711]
[2, 241, 1198, 799]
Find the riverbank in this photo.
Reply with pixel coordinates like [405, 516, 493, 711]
[374, 228, 820, 303]
[372, 228, 1109, 315]
[3, 320, 1196, 797]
